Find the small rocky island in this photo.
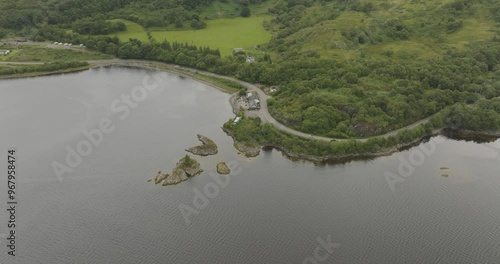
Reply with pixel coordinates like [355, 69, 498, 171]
[217, 162, 231, 175]
[185, 134, 218, 156]
[148, 155, 203, 186]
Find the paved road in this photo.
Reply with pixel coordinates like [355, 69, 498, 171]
[3, 59, 434, 142]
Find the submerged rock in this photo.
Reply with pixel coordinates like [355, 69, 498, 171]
[151, 155, 203, 186]
[217, 162, 230, 175]
[185, 134, 218, 156]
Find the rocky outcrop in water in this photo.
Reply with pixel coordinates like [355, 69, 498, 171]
[185, 134, 218, 156]
[234, 142, 260, 157]
[217, 162, 230, 175]
[148, 170, 170, 184]
[221, 127, 260, 157]
[149, 155, 203, 186]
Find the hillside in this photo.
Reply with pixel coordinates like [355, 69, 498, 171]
[257, 0, 500, 137]
[268, 0, 498, 59]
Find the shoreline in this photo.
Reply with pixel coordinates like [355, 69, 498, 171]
[0, 61, 238, 95]
[2, 61, 499, 164]
[260, 130, 444, 164]
[89, 62, 239, 95]
[0, 65, 91, 79]
[241, 127, 500, 164]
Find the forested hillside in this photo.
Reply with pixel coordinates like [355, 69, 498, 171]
[1, 0, 500, 139]
[0, 0, 265, 33]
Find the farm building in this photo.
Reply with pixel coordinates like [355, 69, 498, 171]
[0, 50, 11, 55]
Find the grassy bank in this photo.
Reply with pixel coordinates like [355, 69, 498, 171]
[0, 45, 111, 62]
[185, 72, 244, 93]
[0, 61, 90, 79]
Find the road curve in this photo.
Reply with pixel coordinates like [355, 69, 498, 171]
[3, 59, 433, 142]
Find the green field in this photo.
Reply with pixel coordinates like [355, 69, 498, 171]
[151, 17, 271, 56]
[107, 19, 149, 42]
[201, 0, 276, 19]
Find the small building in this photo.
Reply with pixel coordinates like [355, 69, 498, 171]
[249, 99, 261, 110]
[0, 50, 11, 55]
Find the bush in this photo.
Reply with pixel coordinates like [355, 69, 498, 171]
[240, 7, 251, 17]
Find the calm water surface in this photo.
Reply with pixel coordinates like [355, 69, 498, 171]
[0, 67, 499, 264]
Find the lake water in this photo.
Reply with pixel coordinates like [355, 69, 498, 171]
[0, 67, 499, 264]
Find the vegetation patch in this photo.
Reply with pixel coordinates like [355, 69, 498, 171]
[151, 17, 271, 56]
[185, 134, 218, 156]
[149, 155, 203, 186]
[106, 19, 150, 43]
[0, 61, 89, 78]
[216, 162, 230, 175]
[0, 45, 110, 62]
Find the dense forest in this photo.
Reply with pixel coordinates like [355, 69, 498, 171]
[0, 0, 264, 33]
[1, 0, 500, 141]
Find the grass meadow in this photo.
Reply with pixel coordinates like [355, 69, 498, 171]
[107, 19, 150, 42]
[151, 16, 271, 57]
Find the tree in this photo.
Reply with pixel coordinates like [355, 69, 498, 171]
[240, 7, 251, 17]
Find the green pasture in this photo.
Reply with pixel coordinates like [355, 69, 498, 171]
[107, 19, 149, 42]
[151, 16, 271, 56]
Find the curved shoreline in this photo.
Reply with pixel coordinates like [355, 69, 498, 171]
[261, 130, 444, 164]
[1, 59, 436, 142]
[86, 60, 440, 142]
[2, 59, 499, 163]
[0, 65, 90, 79]
[233, 127, 500, 164]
